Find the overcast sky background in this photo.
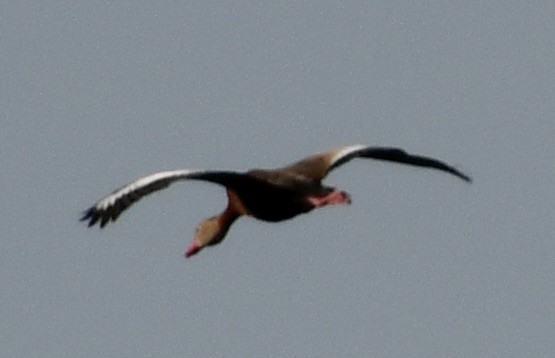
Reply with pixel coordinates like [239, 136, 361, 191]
[2, 1, 554, 357]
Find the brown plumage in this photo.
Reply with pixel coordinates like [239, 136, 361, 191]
[81, 145, 471, 258]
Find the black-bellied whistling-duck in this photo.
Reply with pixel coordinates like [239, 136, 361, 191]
[81, 145, 471, 258]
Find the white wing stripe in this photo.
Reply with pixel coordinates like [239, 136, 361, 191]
[329, 144, 366, 167]
[95, 169, 200, 210]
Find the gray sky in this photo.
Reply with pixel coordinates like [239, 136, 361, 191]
[2, 1, 554, 357]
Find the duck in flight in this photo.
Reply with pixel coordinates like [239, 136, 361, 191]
[81, 145, 471, 258]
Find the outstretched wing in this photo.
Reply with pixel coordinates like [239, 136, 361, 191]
[284, 145, 472, 183]
[80, 169, 257, 228]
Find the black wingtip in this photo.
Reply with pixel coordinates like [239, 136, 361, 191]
[80, 207, 100, 227]
[80, 208, 92, 222]
[454, 171, 472, 183]
[451, 169, 472, 183]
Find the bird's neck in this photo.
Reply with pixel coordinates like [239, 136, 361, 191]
[217, 205, 240, 229]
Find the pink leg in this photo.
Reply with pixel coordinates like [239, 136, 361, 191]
[306, 189, 352, 207]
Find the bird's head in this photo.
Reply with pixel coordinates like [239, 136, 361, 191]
[185, 215, 235, 258]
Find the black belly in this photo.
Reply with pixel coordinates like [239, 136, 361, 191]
[235, 187, 315, 222]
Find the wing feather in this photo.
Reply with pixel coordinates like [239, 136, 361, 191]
[327, 145, 472, 182]
[80, 169, 254, 228]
